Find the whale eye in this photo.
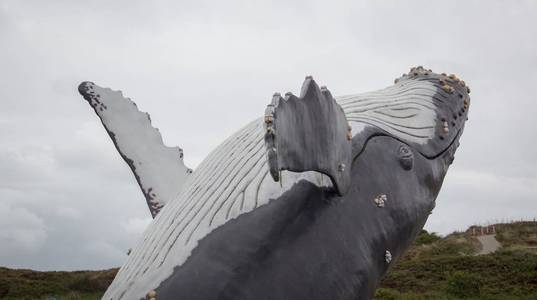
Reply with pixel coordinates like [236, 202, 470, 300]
[397, 144, 414, 171]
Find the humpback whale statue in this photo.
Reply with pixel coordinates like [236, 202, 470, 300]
[78, 66, 470, 300]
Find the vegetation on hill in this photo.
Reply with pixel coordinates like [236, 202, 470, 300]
[0, 268, 116, 300]
[495, 221, 537, 253]
[0, 222, 535, 299]
[375, 222, 537, 300]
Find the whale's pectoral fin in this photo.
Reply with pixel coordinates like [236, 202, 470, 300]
[264, 77, 352, 196]
[78, 82, 192, 217]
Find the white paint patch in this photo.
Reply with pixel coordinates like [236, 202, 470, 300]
[338, 79, 439, 144]
[80, 83, 192, 217]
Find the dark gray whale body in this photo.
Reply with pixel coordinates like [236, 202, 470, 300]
[78, 67, 469, 300]
[156, 136, 451, 300]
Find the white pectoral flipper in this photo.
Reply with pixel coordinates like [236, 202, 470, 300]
[78, 82, 192, 217]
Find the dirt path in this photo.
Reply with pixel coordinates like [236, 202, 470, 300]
[477, 234, 501, 255]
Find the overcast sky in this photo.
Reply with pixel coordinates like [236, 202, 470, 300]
[1, 0, 536, 271]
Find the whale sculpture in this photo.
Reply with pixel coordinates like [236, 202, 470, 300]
[78, 66, 470, 300]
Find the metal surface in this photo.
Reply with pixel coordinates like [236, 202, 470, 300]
[77, 67, 470, 300]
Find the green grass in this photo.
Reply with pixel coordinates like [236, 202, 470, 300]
[377, 250, 537, 299]
[1, 222, 536, 299]
[496, 222, 537, 251]
[0, 268, 116, 300]
[375, 222, 537, 300]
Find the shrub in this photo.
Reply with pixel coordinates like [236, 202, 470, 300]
[414, 230, 442, 246]
[374, 288, 401, 300]
[444, 271, 481, 298]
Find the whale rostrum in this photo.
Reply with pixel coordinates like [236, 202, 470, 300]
[78, 66, 470, 300]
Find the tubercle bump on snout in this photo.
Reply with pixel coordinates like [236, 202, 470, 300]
[78, 81, 95, 97]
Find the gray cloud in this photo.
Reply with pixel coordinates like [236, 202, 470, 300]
[1, 0, 536, 270]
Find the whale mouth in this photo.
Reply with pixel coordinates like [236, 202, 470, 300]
[341, 67, 470, 159]
[262, 68, 469, 196]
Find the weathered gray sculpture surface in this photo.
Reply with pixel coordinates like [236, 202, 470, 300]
[78, 66, 470, 300]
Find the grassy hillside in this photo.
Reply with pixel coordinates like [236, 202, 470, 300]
[375, 222, 537, 300]
[0, 268, 115, 300]
[495, 222, 537, 253]
[0, 222, 536, 299]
